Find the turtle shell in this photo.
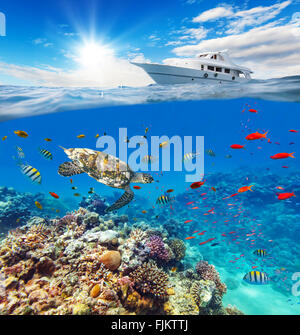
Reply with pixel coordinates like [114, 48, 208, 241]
[66, 148, 134, 189]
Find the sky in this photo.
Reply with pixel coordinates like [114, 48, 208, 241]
[0, 0, 300, 87]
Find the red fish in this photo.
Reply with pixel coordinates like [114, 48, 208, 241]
[199, 238, 216, 245]
[185, 236, 196, 240]
[249, 109, 258, 113]
[238, 185, 254, 193]
[190, 180, 205, 189]
[289, 129, 298, 133]
[277, 192, 295, 200]
[184, 220, 193, 224]
[133, 186, 141, 190]
[211, 187, 216, 192]
[245, 131, 268, 141]
[49, 192, 59, 199]
[270, 152, 295, 159]
[166, 189, 174, 193]
[230, 144, 245, 149]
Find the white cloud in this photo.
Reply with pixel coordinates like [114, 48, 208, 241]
[172, 20, 300, 78]
[0, 54, 153, 88]
[33, 38, 47, 45]
[193, 6, 234, 23]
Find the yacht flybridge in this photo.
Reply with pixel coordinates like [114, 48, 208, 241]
[131, 51, 253, 84]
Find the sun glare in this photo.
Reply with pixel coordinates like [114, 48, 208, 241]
[77, 41, 115, 68]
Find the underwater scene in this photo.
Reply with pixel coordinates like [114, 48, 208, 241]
[0, 87, 299, 315]
[1, 0, 300, 318]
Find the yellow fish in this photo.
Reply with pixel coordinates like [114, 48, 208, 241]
[95, 134, 100, 138]
[159, 141, 169, 148]
[77, 134, 85, 139]
[14, 130, 28, 138]
[44, 138, 52, 142]
[171, 267, 177, 273]
[35, 201, 43, 210]
[2, 136, 7, 141]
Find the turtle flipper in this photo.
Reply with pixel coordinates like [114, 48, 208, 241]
[105, 185, 134, 212]
[58, 162, 83, 177]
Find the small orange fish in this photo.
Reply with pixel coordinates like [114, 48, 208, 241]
[276, 186, 284, 190]
[2, 136, 7, 141]
[170, 267, 177, 272]
[166, 189, 174, 193]
[49, 192, 59, 199]
[77, 134, 85, 139]
[230, 144, 245, 149]
[185, 236, 196, 240]
[270, 152, 295, 159]
[190, 180, 205, 189]
[142, 210, 147, 214]
[133, 186, 141, 190]
[44, 138, 52, 142]
[238, 185, 254, 193]
[245, 131, 268, 141]
[70, 179, 73, 184]
[211, 187, 216, 192]
[14, 130, 28, 138]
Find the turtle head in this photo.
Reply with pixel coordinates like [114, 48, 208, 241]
[132, 172, 154, 184]
[59, 146, 74, 158]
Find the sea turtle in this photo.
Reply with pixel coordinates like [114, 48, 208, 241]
[58, 147, 154, 212]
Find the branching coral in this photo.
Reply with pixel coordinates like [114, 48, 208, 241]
[146, 235, 170, 262]
[195, 261, 227, 296]
[129, 262, 169, 299]
[168, 238, 186, 261]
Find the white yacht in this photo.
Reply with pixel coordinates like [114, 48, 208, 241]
[131, 51, 253, 85]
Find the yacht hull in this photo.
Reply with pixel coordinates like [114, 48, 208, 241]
[132, 63, 248, 84]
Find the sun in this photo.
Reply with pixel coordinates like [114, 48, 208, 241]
[77, 41, 115, 68]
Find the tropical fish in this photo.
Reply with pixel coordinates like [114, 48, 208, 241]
[49, 192, 59, 199]
[170, 267, 177, 273]
[166, 189, 174, 193]
[185, 236, 196, 240]
[243, 271, 270, 285]
[211, 187, 216, 192]
[289, 129, 298, 133]
[245, 131, 268, 140]
[38, 148, 53, 160]
[14, 130, 28, 138]
[253, 249, 267, 257]
[133, 186, 141, 190]
[142, 210, 147, 214]
[16, 146, 25, 159]
[74, 193, 81, 197]
[156, 195, 173, 205]
[77, 134, 85, 139]
[199, 238, 216, 245]
[277, 192, 295, 200]
[142, 155, 156, 163]
[44, 138, 52, 142]
[159, 141, 169, 148]
[230, 144, 245, 149]
[205, 149, 216, 157]
[190, 180, 205, 189]
[95, 134, 100, 138]
[183, 152, 200, 161]
[238, 185, 254, 193]
[35, 201, 43, 210]
[20, 164, 42, 184]
[270, 152, 295, 159]
[249, 109, 258, 113]
[71, 186, 77, 190]
[2, 136, 7, 141]
[88, 187, 95, 194]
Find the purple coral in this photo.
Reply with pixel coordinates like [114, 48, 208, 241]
[195, 261, 227, 296]
[146, 235, 169, 262]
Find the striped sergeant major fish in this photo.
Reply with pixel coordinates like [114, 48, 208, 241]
[156, 195, 174, 205]
[20, 164, 42, 184]
[38, 148, 53, 160]
[16, 146, 25, 159]
[253, 249, 267, 257]
[183, 152, 200, 162]
[243, 271, 270, 285]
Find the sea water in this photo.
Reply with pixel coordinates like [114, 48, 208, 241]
[0, 78, 299, 315]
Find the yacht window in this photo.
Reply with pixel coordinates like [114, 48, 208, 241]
[201, 64, 204, 70]
[224, 68, 230, 74]
[216, 67, 222, 72]
[214, 54, 217, 60]
[208, 65, 214, 71]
